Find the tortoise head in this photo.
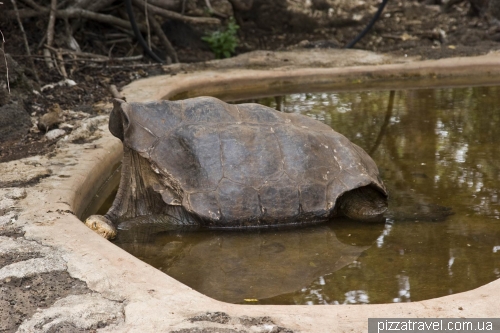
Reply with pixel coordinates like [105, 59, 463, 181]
[109, 99, 158, 154]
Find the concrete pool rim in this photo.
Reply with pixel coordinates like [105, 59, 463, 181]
[13, 50, 500, 332]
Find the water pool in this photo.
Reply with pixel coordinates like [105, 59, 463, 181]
[97, 85, 500, 305]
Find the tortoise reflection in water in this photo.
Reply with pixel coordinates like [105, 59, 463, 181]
[85, 97, 388, 239]
[115, 222, 386, 304]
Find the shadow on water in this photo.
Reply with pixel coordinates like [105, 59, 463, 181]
[98, 85, 500, 305]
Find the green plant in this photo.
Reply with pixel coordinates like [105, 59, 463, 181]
[202, 18, 239, 59]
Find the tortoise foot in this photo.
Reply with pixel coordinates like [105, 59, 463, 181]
[85, 215, 117, 239]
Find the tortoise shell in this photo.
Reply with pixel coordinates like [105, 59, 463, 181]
[110, 96, 387, 226]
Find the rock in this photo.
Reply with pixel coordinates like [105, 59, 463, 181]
[4, 188, 27, 200]
[45, 128, 66, 140]
[0, 254, 67, 280]
[0, 54, 22, 86]
[0, 211, 18, 227]
[0, 156, 52, 187]
[17, 293, 124, 332]
[0, 85, 9, 106]
[0, 197, 16, 216]
[0, 54, 36, 110]
[64, 116, 106, 143]
[0, 104, 31, 142]
[0, 235, 50, 257]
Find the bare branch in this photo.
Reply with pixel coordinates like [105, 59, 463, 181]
[45, 44, 107, 59]
[0, 30, 10, 94]
[44, 45, 143, 62]
[205, 0, 228, 18]
[58, 8, 148, 30]
[4, 7, 45, 18]
[4, 8, 148, 32]
[132, 0, 178, 63]
[18, 0, 44, 11]
[88, 0, 121, 13]
[132, 0, 220, 25]
[146, 0, 181, 11]
[144, 0, 151, 49]
[6, 4, 219, 26]
[10, 0, 40, 83]
[44, 0, 58, 69]
[149, 14, 178, 63]
[47, 0, 57, 47]
[56, 49, 68, 78]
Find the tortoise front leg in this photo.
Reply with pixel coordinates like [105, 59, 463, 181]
[337, 185, 388, 222]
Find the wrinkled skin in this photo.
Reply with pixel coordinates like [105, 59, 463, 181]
[85, 97, 388, 239]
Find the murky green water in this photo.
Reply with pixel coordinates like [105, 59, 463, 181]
[109, 86, 500, 305]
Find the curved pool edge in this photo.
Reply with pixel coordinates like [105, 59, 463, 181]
[10, 51, 500, 332]
[122, 50, 500, 103]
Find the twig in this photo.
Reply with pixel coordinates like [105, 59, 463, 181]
[89, 62, 161, 69]
[64, 18, 81, 52]
[132, 0, 220, 25]
[146, 0, 182, 11]
[5, 8, 149, 32]
[68, 53, 77, 76]
[37, 34, 47, 50]
[55, 55, 143, 63]
[105, 33, 131, 38]
[125, 42, 140, 57]
[0, 30, 10, 94]
[71, 0, 93, 9]
[75, 54, 143, 63]
[105, 38, 131, 45]
[10, 0, 40, 84]
[44, 45, 143, 62]
[61, 8, 149, 31]
[144, 0, 151, 49]
[4, 5, 218, 27]
[108, 43, 115, 58]
[55, 49, 68, 78]
[18, 0, 44, 10]
[205, 0, 228, 18]
[45, 44, 107, 59]
[125, 0, 163, 62]
[149, 14, 178, 63]
[57, 0, 72, 9]
[44, 0, 58, 69]
[88, 0, 117, 11]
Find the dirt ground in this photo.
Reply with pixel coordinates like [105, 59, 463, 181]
[1, 0, 500, 163]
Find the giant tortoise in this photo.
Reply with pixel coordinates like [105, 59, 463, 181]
[85, 97, 388, 239]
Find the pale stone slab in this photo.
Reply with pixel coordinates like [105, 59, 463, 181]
[0, 255, 66, 280]
[17, 293, 124, 333]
